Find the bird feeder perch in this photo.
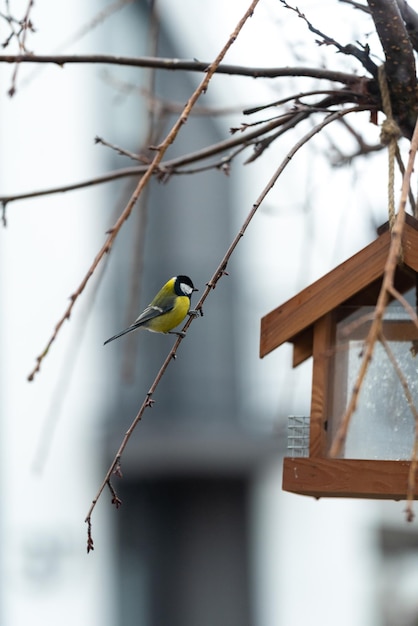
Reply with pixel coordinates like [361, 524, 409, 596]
[260, 215, 418, 500]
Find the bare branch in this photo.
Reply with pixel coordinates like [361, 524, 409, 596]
[0, 53, 365, 84]
[339, 0, 370, 12]
[280, 0, 378, 77]
[7, 0, 35, 96]
[244, 89, 361, 115]
[56, 0, 135, 51]
[328, 117, 384, 165]
[94, 135, 148, 163]
[122, 0, 159, 384]
[387, 284, 418, 330]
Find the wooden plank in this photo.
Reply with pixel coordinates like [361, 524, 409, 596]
[310, 314, 335, 457]
[292, 328, 313, 367]
[260, 230, 391, 358]
[282, 457, 418, 500]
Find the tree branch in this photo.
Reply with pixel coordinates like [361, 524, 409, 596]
[367, 0, 418, 137]
[0, 53, 365, 84]
[281, 0, 378, 77]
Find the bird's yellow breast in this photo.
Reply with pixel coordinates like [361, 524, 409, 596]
[145, 295, 190, 333]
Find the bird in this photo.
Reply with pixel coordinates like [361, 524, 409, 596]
[104, 275, 198, 345]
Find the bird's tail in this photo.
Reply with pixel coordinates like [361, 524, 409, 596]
[104, 324, 140, 345]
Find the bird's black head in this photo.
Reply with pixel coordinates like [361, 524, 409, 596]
[175, 275, 197, 298]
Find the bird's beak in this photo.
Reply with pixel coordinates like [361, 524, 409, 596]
[193, 287, 199, 292]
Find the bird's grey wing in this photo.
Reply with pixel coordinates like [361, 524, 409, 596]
[104, 303, 174, 345]
[134, 303, 173, 326]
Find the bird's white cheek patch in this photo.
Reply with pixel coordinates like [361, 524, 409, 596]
[180, 283, 193, 296]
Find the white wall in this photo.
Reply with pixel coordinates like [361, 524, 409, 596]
[0, 2, 114, 624]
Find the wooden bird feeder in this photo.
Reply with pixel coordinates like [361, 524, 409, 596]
[260, 215, 418, 500]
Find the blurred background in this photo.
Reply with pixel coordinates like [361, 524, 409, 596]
[1, 0, 418, 625]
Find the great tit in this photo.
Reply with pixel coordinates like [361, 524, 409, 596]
[104, 275, 198, 345]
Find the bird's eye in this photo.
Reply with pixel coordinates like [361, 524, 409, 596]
[180, 282, 193, 296]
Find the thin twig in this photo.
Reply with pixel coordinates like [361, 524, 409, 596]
[102, 72, 246, 116]
[8, 0, 35, 96]
[55, 0, 134, 51]
[94, 136, 149, 163]
[280, 0, 378, 76]
[84, 104, 369, 551]
[122, 0, 160, 383]
[243, 89, 360, 115]
[387, 284, 418, 330]
[339, 0, 371, 12]
[31, 259, 110, 473]
[328, 117, 384, 165]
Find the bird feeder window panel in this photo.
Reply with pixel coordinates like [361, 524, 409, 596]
[330, 305, 417, 461]
[260, 215, 418, 500]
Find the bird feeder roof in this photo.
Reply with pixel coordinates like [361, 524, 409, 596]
[260, 214, 418, 365]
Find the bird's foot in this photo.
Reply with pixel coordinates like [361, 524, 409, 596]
[169, 330, 186, 338]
